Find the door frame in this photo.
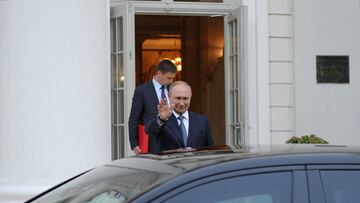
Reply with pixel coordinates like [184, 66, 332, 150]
[110, 0, 270, 157]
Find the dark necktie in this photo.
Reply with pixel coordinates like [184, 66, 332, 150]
[177, 115, 187, 147]
[160, 85, 166, 100]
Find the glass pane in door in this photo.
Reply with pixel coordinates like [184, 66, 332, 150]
[111, 17, 125, 159]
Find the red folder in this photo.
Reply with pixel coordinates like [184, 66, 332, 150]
[138, 124, 149, 153]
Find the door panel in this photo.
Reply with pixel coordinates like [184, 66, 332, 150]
[110, 4, 135, 159]
[225, 5, 248, 145]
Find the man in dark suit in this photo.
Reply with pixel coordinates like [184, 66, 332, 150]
[146, 81, 213, 152]
[128, 59, 177, 154]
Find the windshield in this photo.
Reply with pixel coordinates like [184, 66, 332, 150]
[31, 166, 169, 203]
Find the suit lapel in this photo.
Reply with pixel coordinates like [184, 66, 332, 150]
[147, 81, 160, 107]
[187, 112, 195, 146]
[167, 115, 186, 147]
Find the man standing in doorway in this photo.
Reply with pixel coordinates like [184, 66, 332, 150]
[146, 81, 213, 152]
[129, 59, 177, 154]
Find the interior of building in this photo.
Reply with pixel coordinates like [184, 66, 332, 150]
[135, 15, 226, 145]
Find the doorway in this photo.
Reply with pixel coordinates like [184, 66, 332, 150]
[135, 15, 226, 145]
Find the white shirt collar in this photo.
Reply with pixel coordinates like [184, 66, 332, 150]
[152, 77, 163, 90]
[173, 110, 189, 120]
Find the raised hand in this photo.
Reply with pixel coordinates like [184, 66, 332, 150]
[157, 99, 173, 121]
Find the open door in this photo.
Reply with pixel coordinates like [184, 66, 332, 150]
[110, 3, 135, 159]
[135, 15, 226, 146]
[224, 5, 248, 146]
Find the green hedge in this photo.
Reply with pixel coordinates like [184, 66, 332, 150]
[286, 134, 328, 144]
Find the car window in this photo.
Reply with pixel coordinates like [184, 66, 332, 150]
[83, 190, 126, 203]
[31, 166, 169, 203]
[163, 172, 292, 203]
[320, 170, 360, 203]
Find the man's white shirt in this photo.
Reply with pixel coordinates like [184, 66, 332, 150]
[152, 78, 169, 102]
[172, 110, 189, 137]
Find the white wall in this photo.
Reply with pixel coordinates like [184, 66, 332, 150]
[294, 0, 360, 144]
[269, 0, 295, 144]
[0, 0, 111, 202]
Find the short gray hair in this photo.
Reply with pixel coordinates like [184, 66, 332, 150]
[169, 81, 192, 95]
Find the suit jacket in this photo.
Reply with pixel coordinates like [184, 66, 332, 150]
[146, 111, 214, 152]
[128, 81, 160, 153]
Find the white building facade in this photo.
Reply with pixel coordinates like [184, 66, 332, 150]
[0, 0, 359, 202]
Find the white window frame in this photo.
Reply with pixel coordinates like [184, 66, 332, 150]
[224, 5, 248, 145]
[110, 4, 135, 158]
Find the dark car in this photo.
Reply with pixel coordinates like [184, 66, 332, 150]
[26, 144, 360, 203]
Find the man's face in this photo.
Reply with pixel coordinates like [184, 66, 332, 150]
[157, 71, 176, 86]
[169, 84, 192, 114]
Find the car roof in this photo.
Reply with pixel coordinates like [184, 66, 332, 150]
[108, 144, 360, 175]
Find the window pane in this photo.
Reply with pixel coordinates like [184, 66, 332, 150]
[116, 17, 123, 51]
[117, 90, 124, 123]
[165, 172, 292, 203]
[111, 90, 117, 123]
[321, 170, 360, 203]
[234, 56, 238, 87]
[231, 56, 236, 88]
[229, 21, 234, 54]
[111, 55, 117, 88]
[112, 125, 124, 158]
[111, 90, 124, 123]
[111, 125, 118, 159]
[233, 20, 238, 54]
[117, 53, 124, 88]
[117, 126, 124, 157]
[111, 20, 116, 52]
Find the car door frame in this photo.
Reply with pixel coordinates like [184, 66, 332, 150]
[307, 164, 360, 203]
